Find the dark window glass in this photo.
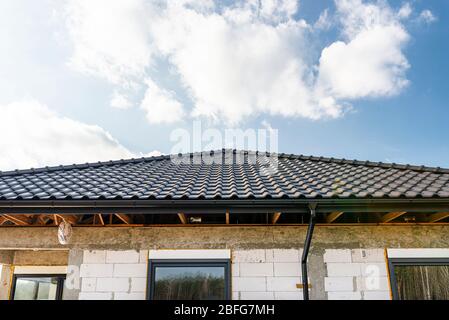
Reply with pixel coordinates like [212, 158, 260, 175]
[150, 261, 229, 300]
[389, 259, 449, 300]
[12, 275, 65, 300]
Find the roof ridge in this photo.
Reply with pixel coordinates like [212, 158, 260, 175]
[1, 149, 448, 177]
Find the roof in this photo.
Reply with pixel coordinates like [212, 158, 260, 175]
[0, 149, 448, 201]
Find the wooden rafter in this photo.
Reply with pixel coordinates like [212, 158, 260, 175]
[0, 216, 7, 225]
[225, 211, 230, 224]
[381, 211, 407, 223]
[97, 214, 105, 225]
[326, 211, 344, 223]
[115, 214, 132, 224]
[3, 214, 32, 226]
[428, 212, 449, 223]
[56, 214, 79, 225]
[272, 212, 282, 224]
[177, 213, 188, 224]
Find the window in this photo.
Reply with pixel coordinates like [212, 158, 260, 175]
[11, 274, 65, 300]
[388, 258, 449, 300]
[148, 260, 230, 300]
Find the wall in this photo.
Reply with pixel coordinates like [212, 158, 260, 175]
[1, 225, 449, 300]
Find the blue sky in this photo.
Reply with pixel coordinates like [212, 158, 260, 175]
[0, 0, 447, 170]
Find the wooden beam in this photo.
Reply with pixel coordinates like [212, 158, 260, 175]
[3, 214, 32, 226]
[0, 216, 7, 225]
[272, 212, 282, 224]
[428, 212, 449, 223]
[326, 211, 344, 223]
[177, 213, 188, 224]
[97, 214, 105, 226]
[225, 211, 230, 224]
[115, 214, 132, 224]
[381, 211, 407, 223]
[56, 214, 79, 225]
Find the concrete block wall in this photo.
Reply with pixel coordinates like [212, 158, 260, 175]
[324, 249, 390, 300]
[232, 249, 305, 300]
[78, 250, 148, 300]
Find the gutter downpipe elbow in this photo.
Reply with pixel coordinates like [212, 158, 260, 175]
[301, 202, 317, 300]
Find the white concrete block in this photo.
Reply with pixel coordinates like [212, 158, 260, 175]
[363, 291, 391, 300]
[130, 278, 147, 292]
[83, 250, 106, 264]
[266, 249, 301, 262]
[96, 277, 130, 292]
[232, 277, 266, 292]
[232, 263, 239, 277]
[240, 292, 274, 300]
[80, 264, 113, 278]
[274, 291, 303, 300]
[232, 291, 240, 300]
[273, 263, 301, 277]
[323, 249, 352, 263]
[360, 263, 388, 277]
[113, 264, 147, 277]
[328, 291, 361, 300]
[351, 249, 385, 263]
[387, 248, 449, 259]
[324, 277, 354, 292]
[266, 277, 301, 292]
[357, 276, 389, 291]
[327, 263, 362, 277]
[139, 250, 148, 263]
[81, 278, 96, 292]
[114, 292, 146, 300]
[106, 250, 140, 264]
[239, 263, 273, 277]
[150, 249, 230, 260]
[232, 250, 265, 263]
[79, 292, 113, 300]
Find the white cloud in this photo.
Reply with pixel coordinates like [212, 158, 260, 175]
[110, 91, 133, 109]
[62, 0, 417, 124]
[417, 10, 436, 24]
[0, 100, 134, 170]
[317, 0, 410, 99]
[140, 79, 185, 124]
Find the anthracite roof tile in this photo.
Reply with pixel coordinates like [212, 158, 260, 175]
[0, 149, 448, 201]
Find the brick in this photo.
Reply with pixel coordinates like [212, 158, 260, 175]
[232, 250, 265, 263]
[96, 277, 130, 292]
[363, 291, 391, 300]
[327, 263, 362, 277]
[240, 292, 274, 300]
[356, 276, 389, 291]
[232, 277, 266, 292]
[351, 249, 385, 263]
[327, 291, 361, 300]
[106, 250, 140, 264]
[360, 263, 388, 277]
[231, 263, 239, 277]
[130, 278, 147, 292]
[80, 264, 113, 278]
[274, 291, 303, 300]
[266, 249, 301, 262]
[114, 292, 146, 300]
[274, 263, 301, 277]
[323, 249, 352, 263]
[239, 263, 273, 277]
[139, 250, 148, 263]
[79, 292, 113, 300]
[113, 264, 147, 277]
[266, 277, 301, 292]
[83, 250, 106, 264]
[81, 278, 96, 292]
[324, 277, 354, 292]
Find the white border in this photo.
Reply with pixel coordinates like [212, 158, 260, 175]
[14, 266, 67, 275]
[387, 248, 449, 259]
[149, 249, 230, 260]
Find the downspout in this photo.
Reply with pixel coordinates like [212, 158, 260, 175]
[301, 203, 317, 300]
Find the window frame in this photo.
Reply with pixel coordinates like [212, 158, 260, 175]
[10, 274, 66, 300]
[147, 259, 231, 300]
[388, 258, 449, 300]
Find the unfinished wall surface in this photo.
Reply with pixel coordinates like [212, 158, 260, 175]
[1, 225, 449, 300]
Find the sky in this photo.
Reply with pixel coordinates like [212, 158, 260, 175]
[0, 0, 448, 170]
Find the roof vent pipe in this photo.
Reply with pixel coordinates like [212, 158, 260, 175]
[301, 203, 317, 300]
